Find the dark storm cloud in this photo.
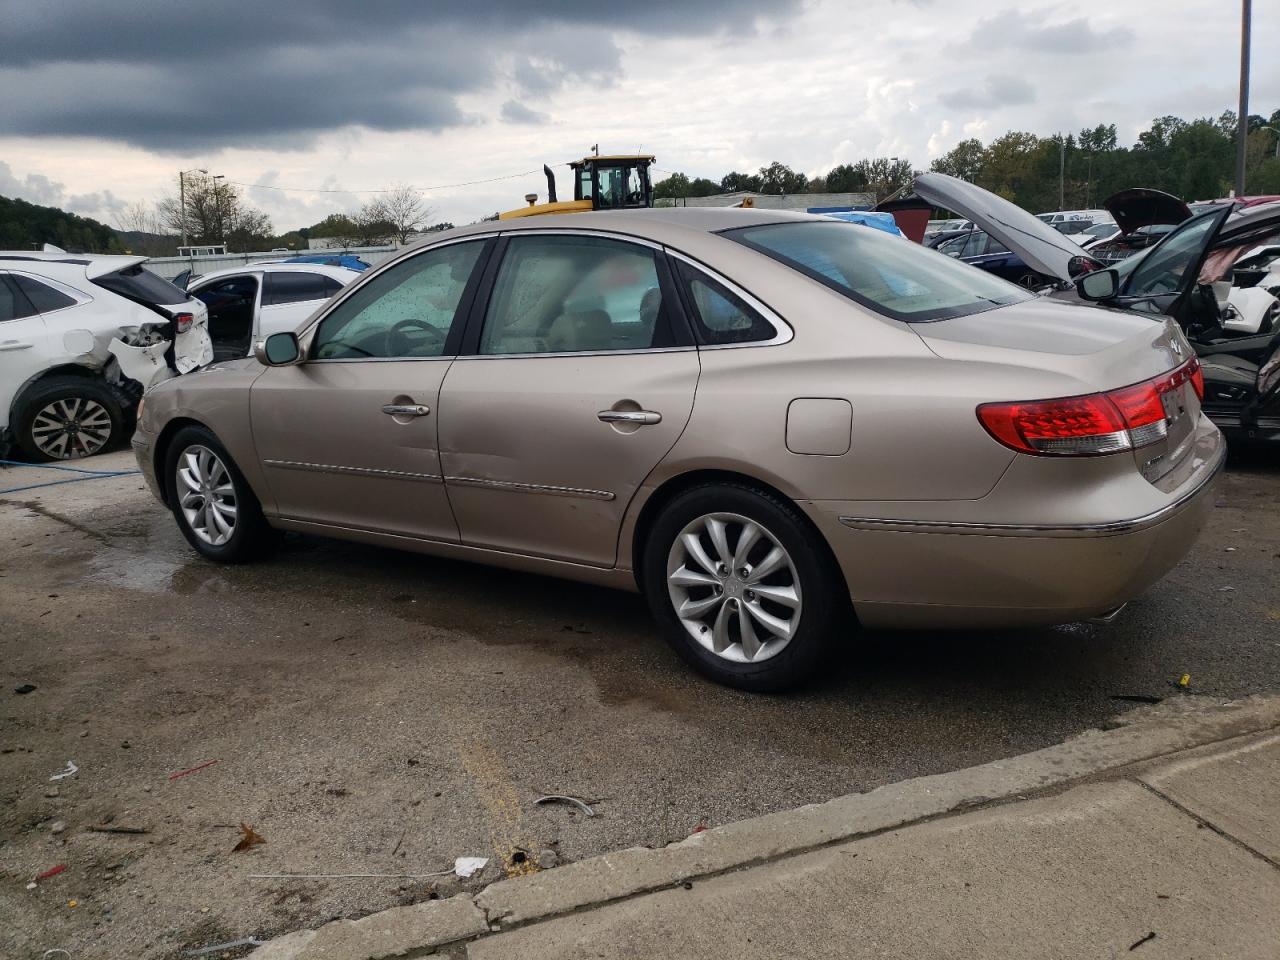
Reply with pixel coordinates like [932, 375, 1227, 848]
[0, 0, 796, 152]
[938, 75, 1036, 111]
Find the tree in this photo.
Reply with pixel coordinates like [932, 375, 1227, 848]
[930, 139, 987, 183]
[757, 161, 807, 195]
[157, 174, 272, 251]
[115, 199, 162, 235]
[654, 172, 690, 200]
[378, 184, 431, 244]
[720, 170, 762, 193]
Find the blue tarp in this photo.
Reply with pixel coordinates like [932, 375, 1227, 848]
[821, 211, 905, 238]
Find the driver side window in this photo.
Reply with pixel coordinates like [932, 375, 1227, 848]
[312, 241, 486, 359]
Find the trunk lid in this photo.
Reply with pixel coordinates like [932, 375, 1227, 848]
[1103, 188, 1191, 235]
[917, 296, 1202, 482]
[912, 173, 1087, 283]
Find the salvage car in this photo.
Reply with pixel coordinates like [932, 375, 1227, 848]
[187, 263, 359, 362]
[1, 252, 212, 460]
[911, 174, 1280, 444]
[934, 229, 1050, 287]
[134, 209, 1223, 691]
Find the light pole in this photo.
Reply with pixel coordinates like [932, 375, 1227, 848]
[1235, 0, 1251, 197]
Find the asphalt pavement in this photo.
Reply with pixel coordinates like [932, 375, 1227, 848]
[1, 444, 1278, 959]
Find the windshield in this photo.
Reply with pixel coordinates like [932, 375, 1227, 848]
[725, 220, 1033, 323]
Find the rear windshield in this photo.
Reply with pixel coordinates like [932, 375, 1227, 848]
[93, 264, 188, 306]
[724, 220, 1033, 323]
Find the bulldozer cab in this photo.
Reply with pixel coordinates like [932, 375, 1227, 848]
[500, 154, 656, 220]
[573, 155, 655, 210]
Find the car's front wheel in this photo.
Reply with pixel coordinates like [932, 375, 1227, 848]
[641, 483, 846, 692]
[165, 425, 276, 562]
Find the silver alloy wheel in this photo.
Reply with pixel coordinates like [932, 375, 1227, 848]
[666, 512, 802, 664]
[176, 445, 238, 546]
[30, 397, 113, 459]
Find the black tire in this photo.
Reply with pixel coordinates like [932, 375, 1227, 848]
[641, 483, 846, 692]
[164, 424, 278, 563]
[12, 375, 125, 462]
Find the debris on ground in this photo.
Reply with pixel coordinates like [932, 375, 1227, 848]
[534, 794, 596, 817]
[168, 759, 220, 781]
[538, 847, 559, 869]
[1129, 931, 1157, 951]
[1177, 673, 1191, 689]
[33, 864, 67, 883]
[86, 824, 149, 835]
[14, 683, 37, 694]
[49, 761, 78, 781]
[691, 820, 709, 835]
[232, 823, 266, 853]
[1110, 694, 1163, 704]
[183, 936, 265, 957]
[49, 820, 66, 835]
[454, 856, 488, 878]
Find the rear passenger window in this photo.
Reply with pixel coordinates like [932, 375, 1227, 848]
[264, 272, 335, 305]
[479, 234, 678, 355]
[675, 261, 777, 345]
[11, 274, 77, 313]
[0, 274, 38, 322]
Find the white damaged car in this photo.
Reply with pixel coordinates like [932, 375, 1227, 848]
[0, 252, 213, 460]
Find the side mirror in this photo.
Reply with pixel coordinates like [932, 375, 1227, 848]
[1076, 268, 1120, 302]
[254, 331, 302, 367]
[1067, 255, 1102, 279]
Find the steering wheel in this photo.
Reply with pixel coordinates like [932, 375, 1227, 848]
[385, 317, 444, 356]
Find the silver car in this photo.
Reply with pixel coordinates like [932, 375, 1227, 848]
[132, 209, 1224, 691]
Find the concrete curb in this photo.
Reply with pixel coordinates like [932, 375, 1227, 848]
[251, 694, 1280, 959]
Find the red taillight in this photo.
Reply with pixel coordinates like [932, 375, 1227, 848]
[977, 358, 1200, 457]
[174, 312, 194, 334]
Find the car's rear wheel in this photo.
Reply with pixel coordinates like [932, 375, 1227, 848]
[13, 376, 124, 461]
[641, 483, 845, 692]
[165, 425, 276, 562]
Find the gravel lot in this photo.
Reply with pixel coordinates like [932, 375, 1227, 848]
[2, 445, 1278, 959]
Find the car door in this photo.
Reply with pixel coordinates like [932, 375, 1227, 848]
[1111, 206, 1233, 320]
[249, 239, 491, 540]
[191, 273, 260, 360]
[259, 272, 345, 341]
[437, 230, 700, 567]
[0, 273, 51, 418]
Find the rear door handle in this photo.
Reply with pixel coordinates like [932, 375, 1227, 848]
[0, 341, 33, 352]
[597, 409, 662, 425]
[381, 403, 431, 417]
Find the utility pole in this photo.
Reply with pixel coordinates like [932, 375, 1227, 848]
[1058, 135, 1065, 210]
[1235, 0, 1251, 197]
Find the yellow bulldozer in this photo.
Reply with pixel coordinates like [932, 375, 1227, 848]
[500, 153, 656, 219]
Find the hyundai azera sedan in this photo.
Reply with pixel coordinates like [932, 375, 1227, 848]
[133, 208, 1224, 691]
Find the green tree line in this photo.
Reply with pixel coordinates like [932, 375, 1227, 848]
[656, 109, 1280, 212]
[0, 195, 123, 253]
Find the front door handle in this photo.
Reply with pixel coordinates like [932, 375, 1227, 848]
[597, 409, 662, 426]
[0, 341, 34, 352]
[382, 403, 431, 417]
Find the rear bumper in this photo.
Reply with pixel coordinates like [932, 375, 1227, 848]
[807, 421, 1225, 629]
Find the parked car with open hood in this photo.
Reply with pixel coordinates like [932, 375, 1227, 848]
[134, 208, 1222, 691]
[0, 252, 212, 460]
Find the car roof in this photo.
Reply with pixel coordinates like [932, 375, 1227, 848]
[195, 262, 361, 283]
[407, 207, 826, 251]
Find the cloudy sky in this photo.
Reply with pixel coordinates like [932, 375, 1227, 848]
[1, 0, 1276, 233]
